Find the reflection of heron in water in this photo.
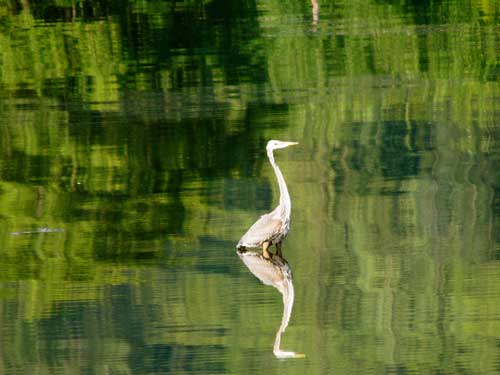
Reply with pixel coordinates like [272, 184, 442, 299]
[237, 140, 298, 260]
[237, 248, 305, 359]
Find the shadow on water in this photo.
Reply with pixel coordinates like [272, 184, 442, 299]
[237, 248, 305, 359]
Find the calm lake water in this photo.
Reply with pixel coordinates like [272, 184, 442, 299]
[0, 0, 499, 374]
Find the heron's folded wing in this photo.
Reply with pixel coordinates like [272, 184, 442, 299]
[238, 214, 283, 247]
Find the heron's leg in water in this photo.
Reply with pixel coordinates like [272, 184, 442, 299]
[262, 241, 272, 259]
[275, 242, 282, 257]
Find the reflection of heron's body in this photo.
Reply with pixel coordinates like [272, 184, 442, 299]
[237, 140, 298, 259]
[237, 249, 305, 359]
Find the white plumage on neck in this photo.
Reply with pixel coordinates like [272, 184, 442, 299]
[267, 148, 291, 220]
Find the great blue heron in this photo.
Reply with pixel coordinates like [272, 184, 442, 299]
[237, 140, 298, 259]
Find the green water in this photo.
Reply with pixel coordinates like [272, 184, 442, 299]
[0, 0, 499, 374]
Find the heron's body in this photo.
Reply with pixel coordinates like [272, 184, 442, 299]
[237, 140, 297, 259]
[237, 206, 290, 248]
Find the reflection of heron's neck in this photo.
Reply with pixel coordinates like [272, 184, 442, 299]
[267, 149, 291, 216]
[273, 271, 295, 355]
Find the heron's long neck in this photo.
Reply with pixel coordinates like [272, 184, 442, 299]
[268, 150, 291, 216]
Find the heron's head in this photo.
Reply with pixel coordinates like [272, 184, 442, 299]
[266, 140, 299, 151]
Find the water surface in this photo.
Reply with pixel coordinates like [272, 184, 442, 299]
[0, 0, 499, 374]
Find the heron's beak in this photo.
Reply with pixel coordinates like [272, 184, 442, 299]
[285, 141, 299, 147]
